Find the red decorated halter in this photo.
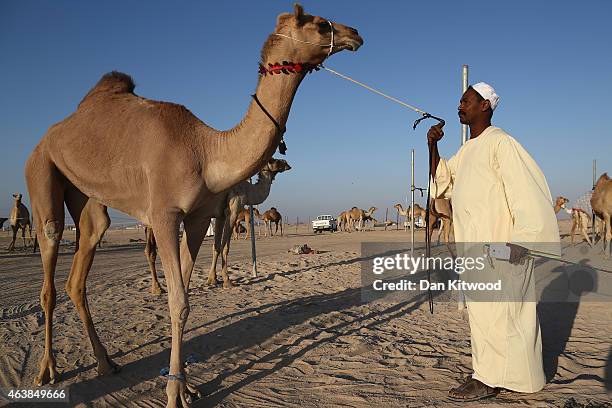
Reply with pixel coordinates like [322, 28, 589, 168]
[258, 62, 321, 76]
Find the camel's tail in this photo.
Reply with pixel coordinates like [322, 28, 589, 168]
[79, 71, 135, 106]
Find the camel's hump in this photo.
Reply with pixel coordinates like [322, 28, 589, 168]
[94, 71, 135, 93]
[79, 71, 136, 106]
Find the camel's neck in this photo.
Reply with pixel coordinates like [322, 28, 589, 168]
[554, 204, 562, 214]
[245, 171, 276, 205]
[202, 56, 306, 192]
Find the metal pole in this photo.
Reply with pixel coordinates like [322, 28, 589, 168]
[411, 148, 415, 257]
[592, 159, 597, 239]
[384, 207, 388, 231]
[462, 64, 469, 145]
[248, 194, 257, 277]
[296, 216, 299, 235]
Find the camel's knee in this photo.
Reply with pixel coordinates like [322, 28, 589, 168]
[64, 281, 84, 305]
[43, 221, 62, 242]
[40, 284, 57, 311]
[169, 296, 190, 323]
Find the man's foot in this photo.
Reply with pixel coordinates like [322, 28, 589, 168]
[448, 377, 499, 402]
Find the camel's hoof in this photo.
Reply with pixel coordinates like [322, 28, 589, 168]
[223, 280, 234, 289]
[206, 277, 219, 287]
[151, 284, 165, 296]
[166, 377, 201, 408]
[34, 357, 59, 386]
[97, 357, 121, 376]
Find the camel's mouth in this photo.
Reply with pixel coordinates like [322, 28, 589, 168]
[343, 38, 363, 52]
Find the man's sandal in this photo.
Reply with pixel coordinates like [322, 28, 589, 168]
[448, 377, 500, 402]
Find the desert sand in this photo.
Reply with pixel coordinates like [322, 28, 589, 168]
[0, 220, 610, 407]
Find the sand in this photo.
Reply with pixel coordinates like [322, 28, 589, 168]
[0, 221, 610, 407]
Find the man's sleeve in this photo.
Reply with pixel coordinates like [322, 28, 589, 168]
[430, 154, 458, 199]
[496, 135, 561, 255]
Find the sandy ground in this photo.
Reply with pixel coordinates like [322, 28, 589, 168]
[0, 221, 610, 407]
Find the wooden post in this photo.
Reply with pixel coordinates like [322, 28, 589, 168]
[296, 216, 299, 235]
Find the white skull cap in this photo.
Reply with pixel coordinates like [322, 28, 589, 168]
[472, 82, 500, 111]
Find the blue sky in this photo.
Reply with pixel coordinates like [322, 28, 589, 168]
[1, 1, 610, 223]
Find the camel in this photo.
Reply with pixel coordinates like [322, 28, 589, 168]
[337, 210, 353, 232]
[554, 196, 569, 214]
[207, 159, 291, 287]
[142, 159, 290, 292]
[404, 200, 454, 245]
[234, 207, 262, 239]
[7, 193, 34, 251]
[347, 206, 376, 232]
[555, 195, 593, 247]
[24, 4, 362, 406]
[0, 217, 8, 229]
[394, 203, 411, 231]
[591, 173, 612, 257]
[261, 207, 283, 237]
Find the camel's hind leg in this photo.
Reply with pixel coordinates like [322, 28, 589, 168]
[63, 188, 119, 376]
[144, 227, 163, 295]
[25, 152, 65, 386]
[207, 216, 225, 286]
[570, 215, 577, 244]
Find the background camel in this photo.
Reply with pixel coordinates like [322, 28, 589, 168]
[0, 217, 8, 230]
[554, 196, 569, 214]
[234, 207, 261, 239]
[394, 203, 410, 231]
[261, 207, 283, 237]
[143, 159, 291, 292]
[7, 193, 34, 251]
[24, 4, 362, 406]
[408, 200, 454, 245]
[591, 173, 612, 257]
[337, 211, 350, 232]
[347, 206, 376, 232]
[206, 159, 291, 287]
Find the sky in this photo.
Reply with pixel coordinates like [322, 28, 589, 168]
[1, 0, 610, 225]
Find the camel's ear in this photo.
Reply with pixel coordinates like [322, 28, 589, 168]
[276, 12, 292, 28]
[294, 3, 307, 26]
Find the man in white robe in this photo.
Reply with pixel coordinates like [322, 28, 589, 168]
[427, 83, 561, 401]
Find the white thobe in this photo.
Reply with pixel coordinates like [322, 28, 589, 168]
[432, 126, 560, 392]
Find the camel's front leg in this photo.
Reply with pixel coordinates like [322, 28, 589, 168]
[7, 226, 18, 251]
[155, 215, 201, 407]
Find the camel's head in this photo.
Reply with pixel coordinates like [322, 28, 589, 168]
[269, 3, 363, 64]
[12, 193, 22, 203]
[394, 204, 403, 210]
[262, 158, 292, 174]
[368, 206, 378, 213]
[556, 196, 569, 208]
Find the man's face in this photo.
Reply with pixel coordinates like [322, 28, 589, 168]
[458, 88, 489, 125]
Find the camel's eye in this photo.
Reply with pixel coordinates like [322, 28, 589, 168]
[317, 21, 331, 33]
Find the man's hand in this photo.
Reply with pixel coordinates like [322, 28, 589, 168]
[506, 243, 528, 265]
[427, 123, 445, 145]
